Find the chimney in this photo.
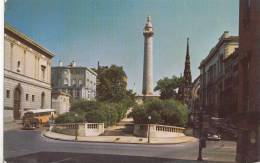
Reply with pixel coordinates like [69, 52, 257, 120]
[72, 61, 76, 67]
[58, 61, 63, 67]
[220, 31, 229, 40]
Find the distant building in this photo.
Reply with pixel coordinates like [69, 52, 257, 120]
[178, 38, 192, 105]
[190, 75, 200, 127]
[199, 32, 238, 118]
[4, 24, 54, 122]
[51, 61, 97, 101]
[51, 90, 71, 115]
[236, 0, 260, 162]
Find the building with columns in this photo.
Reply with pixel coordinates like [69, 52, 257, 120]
[4, 24, 54, 122]
[142, 16, 154, 96]
[199, 31, 238, 118]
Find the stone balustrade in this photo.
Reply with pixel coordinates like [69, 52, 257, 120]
[134, 124, 185, 138]
[50, 123, 104, 137]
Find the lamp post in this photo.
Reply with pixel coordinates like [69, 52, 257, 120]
[74, 113, 78, 141]
[197, 108, 206, 161]
[148, 115, 151, 143]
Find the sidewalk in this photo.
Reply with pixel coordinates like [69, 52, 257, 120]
[4, 122, 22, 131]
[43, 130, 197, 144]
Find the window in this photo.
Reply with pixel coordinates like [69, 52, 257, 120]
[26, 94, 29, 101]
[78, 80, 83, 86]
[41, 65, 46, 81]
[72, 79, 76, 85]
[32, 95, 35, 102]
[17, 61, 21, 72]
[6, 90, 10, 98]
[64, 78, 68, 86]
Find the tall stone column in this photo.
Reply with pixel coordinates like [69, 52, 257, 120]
[142, 16, 154, 96]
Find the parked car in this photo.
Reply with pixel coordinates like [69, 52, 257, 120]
[207, 133, 221, 141]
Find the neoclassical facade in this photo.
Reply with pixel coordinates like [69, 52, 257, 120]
[199, 31, 238, 118]
[4, 24, 54, 122]
[51, 61, 97, 101]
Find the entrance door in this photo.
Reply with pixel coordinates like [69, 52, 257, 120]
[13, 88, 21, 120]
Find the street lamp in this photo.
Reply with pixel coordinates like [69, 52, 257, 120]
[148, 115, 151, 143]
[74, 113, 78, 141]
[197, 108, 206, 161]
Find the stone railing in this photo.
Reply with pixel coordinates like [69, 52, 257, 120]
[50, 123, 104, 137]
[134, 124, 185, 138]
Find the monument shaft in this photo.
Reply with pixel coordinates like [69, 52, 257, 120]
[142, 16, 154, 95]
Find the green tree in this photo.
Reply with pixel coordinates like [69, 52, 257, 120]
[97, 65, 129, 101]
[154, 75, 183, 100]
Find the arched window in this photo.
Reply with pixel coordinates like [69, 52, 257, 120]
[41, 92, 45, 109]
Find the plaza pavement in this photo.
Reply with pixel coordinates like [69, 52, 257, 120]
[43, 130, 197, 144]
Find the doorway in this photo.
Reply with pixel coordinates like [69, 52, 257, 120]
[13, 87, 21, 120]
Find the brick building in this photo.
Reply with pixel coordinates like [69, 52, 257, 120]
[236, 0, 260, 162]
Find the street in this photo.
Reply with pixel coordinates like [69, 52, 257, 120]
[4, 130, 236, 163]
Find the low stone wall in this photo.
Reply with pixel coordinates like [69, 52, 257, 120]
[134, 124, 185, 138]
[85, 123, 104, 136]
[50, 123, 104, 137]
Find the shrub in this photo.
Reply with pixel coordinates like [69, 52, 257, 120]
[131, 99, 188, 127]
[55, 112, 85, 123]
[55, 98, 135, 127]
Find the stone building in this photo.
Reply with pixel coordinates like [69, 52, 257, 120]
[222, 49, 239, 118]
[236, 0, 260, 162]
[4, 24, 54, 122]
[199, 32, 238, 118]
[190, 75, 200, 128]
[51, 90, 71, 115]
[178, 38, 192, 105]
[51, 61, 97, 101]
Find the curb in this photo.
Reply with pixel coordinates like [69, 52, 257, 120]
[42, 131, 198, 145]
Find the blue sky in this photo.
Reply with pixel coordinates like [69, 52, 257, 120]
[5, 0, 239, 94]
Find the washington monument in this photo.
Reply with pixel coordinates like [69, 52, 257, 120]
[142, 16, 154, 96]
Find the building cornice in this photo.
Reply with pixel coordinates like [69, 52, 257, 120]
[52, 66, 97, 76]
[199, 36, 239, 69]
[4, 23, 54, 59]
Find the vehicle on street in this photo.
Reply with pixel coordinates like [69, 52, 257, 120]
[207, 133, 221, 141]
[22, 109, 56, 129]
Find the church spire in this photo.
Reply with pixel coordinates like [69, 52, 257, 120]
[184, 37, 192, 84]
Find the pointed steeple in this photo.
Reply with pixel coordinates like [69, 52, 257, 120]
[184, 37, 192, 85]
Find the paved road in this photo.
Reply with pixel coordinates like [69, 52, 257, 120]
[4, 130, 236, 163]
